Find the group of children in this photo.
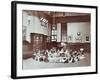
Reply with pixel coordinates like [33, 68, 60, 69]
[32, 47, 85, 63]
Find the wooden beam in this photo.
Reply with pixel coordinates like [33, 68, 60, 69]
[52, 15, 90, 23]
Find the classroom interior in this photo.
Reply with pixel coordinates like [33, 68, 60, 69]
[22, 10, 91, 69]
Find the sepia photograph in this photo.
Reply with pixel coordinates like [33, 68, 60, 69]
[22, 10, 91, 69]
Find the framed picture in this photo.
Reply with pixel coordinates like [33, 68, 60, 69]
[11, 1, 98, 79]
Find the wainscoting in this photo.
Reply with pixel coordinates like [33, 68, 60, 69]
[23, 38, 90, 59]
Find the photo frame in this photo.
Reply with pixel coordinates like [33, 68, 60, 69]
[11, 1, 98, 79]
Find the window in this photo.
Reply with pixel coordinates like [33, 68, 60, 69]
[51, 24, 57, 41]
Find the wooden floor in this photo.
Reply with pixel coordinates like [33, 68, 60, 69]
[23, 53, 90, 70]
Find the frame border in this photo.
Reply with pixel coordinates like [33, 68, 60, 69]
[11, 1, 98, 79]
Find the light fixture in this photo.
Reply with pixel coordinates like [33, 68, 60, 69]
[43, 18, 46, 22]
[40, 17, 43, 21]
[77, 32, 81, 36]
[45, 20, 48, 23]
[40, 17, 48, 27]
[27, 16, 31, 26]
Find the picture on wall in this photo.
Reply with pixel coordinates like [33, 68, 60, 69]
[11, 1, 98, 79]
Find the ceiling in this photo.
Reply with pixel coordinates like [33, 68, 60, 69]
[43, 11, 90, 17]
[23, 10, 90, 17]
[23, 10, 90, 23]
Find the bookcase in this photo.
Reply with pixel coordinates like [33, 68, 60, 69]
[30, 33, 47, 51]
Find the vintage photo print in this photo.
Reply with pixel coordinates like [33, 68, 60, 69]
[11, 1, 97, 79]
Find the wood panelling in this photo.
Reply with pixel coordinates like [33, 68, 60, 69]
[30, 33, 47, 51]
[52, 15, 90, 23]
[61, 23, 67, 42]
[56, 43, 90, 53]
[68, 43, 91, 53]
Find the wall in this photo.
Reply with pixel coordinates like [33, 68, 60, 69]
[57, 23, 61, 42]
[23, 11, 48, 42]
[67, 22, 90, 43]
[56, 22, 90, 43]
